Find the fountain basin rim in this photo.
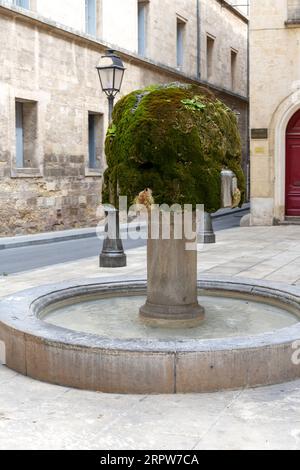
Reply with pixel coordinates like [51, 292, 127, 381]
[0, 275, 299, 354]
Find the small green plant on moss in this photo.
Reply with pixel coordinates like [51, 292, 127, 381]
[103, 83, 245, 213]
[181, 98, 206, 112]
[107, 123, 117, 137]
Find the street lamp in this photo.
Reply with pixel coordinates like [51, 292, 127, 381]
[97, 50, 127, 268]
[96, 49, 126, 123]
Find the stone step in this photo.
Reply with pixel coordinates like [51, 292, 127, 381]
[281, 217, 300, 225]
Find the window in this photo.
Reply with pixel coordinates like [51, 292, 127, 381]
[138, 1, 148, 56]
[15, 102, 24, 168]
[206, 35, 215, 81]
[288, 0, 300, 20]
[14, 0, 30, 8]
[231, 49, 238, 91]
[15, 100, 38, 169]
[85, 0, 96, 36]
[88, 113, 103, 170]
[176, 18, 185, 69]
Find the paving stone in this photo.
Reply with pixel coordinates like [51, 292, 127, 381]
[0, 226, 300, 449]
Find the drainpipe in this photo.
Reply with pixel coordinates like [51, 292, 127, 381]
[246, 11, 250, 202]
[196, 0, 201, 78]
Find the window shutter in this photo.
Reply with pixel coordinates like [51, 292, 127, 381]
[85, 0, 89, 33]
[86, 0, 96, 36]
[138, 4, 146, 56]
[88, 115, 97, 169]
[16, 102, 24, 168]
[16, 0, 30, 9]
[177, 22, 184, 67]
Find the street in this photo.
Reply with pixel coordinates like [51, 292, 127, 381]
[2, 0, 300, 453]
[0, 223, 299, 450]
[0, 210, 248, 275]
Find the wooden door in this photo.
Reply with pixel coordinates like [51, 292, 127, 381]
[286, 111, 300, 216]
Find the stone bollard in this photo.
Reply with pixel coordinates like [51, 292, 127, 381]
[100, 208, 127, 268]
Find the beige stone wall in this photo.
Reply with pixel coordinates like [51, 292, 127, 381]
[200, 0, 248, 97]
[227, 0, 249, 16]
[5, 0, 248, 97]
[133, 0, 248, 97]
[36, 0, 86, 31]
[250, 0, 300, 224]
[0, 2, 248, 236]
[142, 0, 198, 75]
[102, 0, 138, 52]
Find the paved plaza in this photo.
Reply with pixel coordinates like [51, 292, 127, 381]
[0, 225, 300, 450]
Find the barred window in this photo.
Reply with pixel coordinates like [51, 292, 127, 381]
[15, 100, 38, 169]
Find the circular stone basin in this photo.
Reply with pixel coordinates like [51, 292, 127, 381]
[43, 295, 298, 340]
[0, 276, 299, 394]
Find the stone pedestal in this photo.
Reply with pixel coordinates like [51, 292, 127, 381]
[139, 211, 205, 328]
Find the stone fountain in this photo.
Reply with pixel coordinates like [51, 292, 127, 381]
[0, 84, 299, 394]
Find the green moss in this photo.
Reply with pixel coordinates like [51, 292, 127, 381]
[104, 83, 245, 211]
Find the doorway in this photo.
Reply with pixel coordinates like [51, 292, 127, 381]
[286, 110, 300, 216]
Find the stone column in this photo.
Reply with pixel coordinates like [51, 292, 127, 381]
[139, 210, 205, 328]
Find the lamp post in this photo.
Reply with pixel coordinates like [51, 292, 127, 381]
[97, 50, 127, 268]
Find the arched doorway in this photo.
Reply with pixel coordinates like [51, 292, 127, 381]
[286, 110, 300, 217]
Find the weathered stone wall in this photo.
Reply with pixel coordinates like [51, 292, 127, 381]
[0, 10, 107, 235]
[0, 2, 248, 236]
[0, 173, 101, 235]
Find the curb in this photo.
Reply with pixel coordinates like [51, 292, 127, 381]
[0, 205, 250, 251]
[212, 204, 250, 220]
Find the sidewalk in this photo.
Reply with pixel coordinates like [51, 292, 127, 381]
[0, 224, 299, 450]
[0, 204, 250, 250]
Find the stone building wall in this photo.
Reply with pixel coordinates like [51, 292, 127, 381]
[4, 0, 248, 90]
[0, 1, 248, 236]
[250, 0, 300, 225]
[200, 0, 248, 97]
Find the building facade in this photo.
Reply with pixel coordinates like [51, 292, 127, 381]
[250, 0, 300, 225]
[0, 0, 248, 236]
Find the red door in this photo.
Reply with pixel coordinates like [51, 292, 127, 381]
[286, 111, 300, 216]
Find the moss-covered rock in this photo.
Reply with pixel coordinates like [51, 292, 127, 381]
[103, 83, 245, 212]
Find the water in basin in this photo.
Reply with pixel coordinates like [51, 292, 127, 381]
[42, 294, 298, 340]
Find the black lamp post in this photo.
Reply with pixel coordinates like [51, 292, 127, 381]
[97, 49, 126, 123]
[97, 50, 127, 268]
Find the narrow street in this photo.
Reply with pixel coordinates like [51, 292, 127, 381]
[0, 210, 248, 275]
